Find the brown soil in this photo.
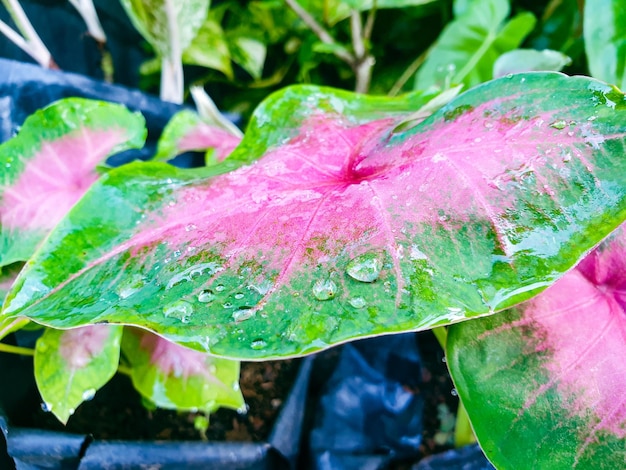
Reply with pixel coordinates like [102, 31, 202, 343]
[10, 359, 300, 442]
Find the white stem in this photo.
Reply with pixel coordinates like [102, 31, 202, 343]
[2, 0, 52, 67]
[190, 86, 243, 137]
[68, 0, 106, 43]
[159, 0, 183, 103]
[160, 55, 183, 103]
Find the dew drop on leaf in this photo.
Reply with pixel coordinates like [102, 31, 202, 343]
[215, 284, 226, 292]
[197, 290, 215, 303]
[312, 278, 338, 300]
[234, 293, 244, 300]
[163, 300, 194, 322]
[237, 403, 249, 415]
[232, 308, 254, 322]
[40, 402, 53, 412]
[251, 338, 267, 350]
[346, 253, 383, 283]
[550, 120, 567, 130]
[349, 297, 367, 309]
[116, 274, 145, 299]
[82, 388, 96, 401]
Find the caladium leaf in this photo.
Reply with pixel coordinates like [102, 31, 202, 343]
[447, 224, 626, 469]
[0, 98, 147, 267]
[415, 0, 536, 90]
[493, 49, 572, 78]
[4, 74, 626, 360]
[34, 325, 123, 424]
[153, 110, 242, 163]
[122, 328, 244, 413]
[584, 0, 626, 90]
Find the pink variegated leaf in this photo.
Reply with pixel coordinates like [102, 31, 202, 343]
[34, 325, 123, 424]
[0, 98, 146, 266]
[3, 75, 626, 360]
[154, 110, 241, 163]
[122, 328, 243, 413]
[447, 224, 626, 468]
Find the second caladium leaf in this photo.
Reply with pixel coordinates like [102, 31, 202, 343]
[4, 73, 626, 359]
[34, 325, 123, 424]
[122, 329, 244, 413]
[447, 224, 626, 469]
[154, 110, 242, 163]
[0, 98, 146, 267]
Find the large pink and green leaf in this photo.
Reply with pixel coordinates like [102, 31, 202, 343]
[34, 325, 123, 424]
[122, 328, 244, 413]
[0, 98, 146, 267]
[447, 224, 626, 468]
[3, 74, 626, 359]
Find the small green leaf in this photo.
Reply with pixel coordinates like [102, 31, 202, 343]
[415, 0, 536, 90]
[183, 14, 234, 79]
[122, 328, 243, 413]
[493, 49, 572, 78]
[119, 0, 210, 59]
[35, 325, 123, 424]
[227, 35, 267, 80]
[584, 0, 626, 89]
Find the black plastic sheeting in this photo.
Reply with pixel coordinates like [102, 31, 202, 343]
[0, 0, 146, 87]
[413, 444, 496, 470]
[309, 333, 424, 470]
[0, 57, 187, 165]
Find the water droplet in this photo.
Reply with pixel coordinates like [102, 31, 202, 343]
[41, 402, 53, 412]
[442, 356, 447, 363]
[233, 308, 254, 322]
[185, 223, 197, 232]
[82, 388, 96, 401]
[116, 274, 145, 299]
[587, 115, 597, 121]
[451, 389, 458, 397]
[163, 300, 194, 322]
[251, 339, 267, 350]
[550, 120, 567, 130]
[68, 408, 75, 416]
[237, 403, 249, 415]
[349, 297, 367, 309]
[346, 253, 383, 283]
[312, 278, 338, 300]
[474, 137, 482, 143]
[197, 290, 215, 303]
[234, 293, 244, 300]
[223, 302, 233, 309]
[232, 381, 240, 392]
[215, 284, 225, 292]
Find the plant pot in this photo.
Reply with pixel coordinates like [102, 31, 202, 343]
[0, 340, 313, 470]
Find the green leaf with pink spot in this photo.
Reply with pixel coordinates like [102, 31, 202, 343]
[3, 73, 626, 360]
[447, 223, 626, 469]
[122, 328, 243, 413]
[0, 98, 146, 266]
[34, 325, 123, 424]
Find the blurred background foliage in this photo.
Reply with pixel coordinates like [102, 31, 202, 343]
[0, 0, 587, 124]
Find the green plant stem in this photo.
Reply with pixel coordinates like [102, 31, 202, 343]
[284, 0, 373, 93]
[0, 342, 34, 356]
[117, 365, 132, 376]
[432, 326, 477, 448]
[454, 399, 477, 447]
[388, 45, 431, 96]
